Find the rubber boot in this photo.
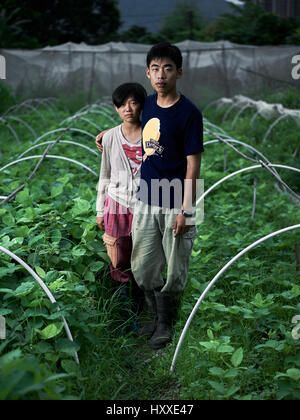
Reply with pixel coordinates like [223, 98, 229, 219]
[137, 291, 157, 337]
[130, 278, 145, 316]
[116, 281, 140, 334]
[148, 292, 181, 350]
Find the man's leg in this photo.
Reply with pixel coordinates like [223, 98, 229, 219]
[148, 212, 197, 349]
[131, 201, 166, 292]
[131, 201, 166, 336]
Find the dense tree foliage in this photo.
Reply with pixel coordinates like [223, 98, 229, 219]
[201, 0, 300, 45]
[0, 0, 121, 48]
[119, 0, 300, 46]
[1, 0, 299, 48]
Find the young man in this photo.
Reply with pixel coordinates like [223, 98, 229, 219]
[131, 43, 203, 350]
[96, 42, 204, 349]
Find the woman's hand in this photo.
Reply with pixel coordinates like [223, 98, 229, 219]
[96, 217, 105, 230]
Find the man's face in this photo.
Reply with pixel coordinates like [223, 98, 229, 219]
[146, 57, 182, 95]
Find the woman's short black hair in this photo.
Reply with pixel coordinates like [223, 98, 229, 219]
[146, 42, 183, 70]
[112, 83, 147, 108]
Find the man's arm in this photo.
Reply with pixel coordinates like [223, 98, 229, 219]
[173, 152, 202, 237]
[95, 129, 109, 153]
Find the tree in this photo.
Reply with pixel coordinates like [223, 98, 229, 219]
[120, 25, 151, 43]
[0, 0, 121, 48]
[157, 0, 206, 43]
[200, 0, 300, 45]
[0, 7, 36, 48]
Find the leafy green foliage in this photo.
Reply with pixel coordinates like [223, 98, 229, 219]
[176, 89, 300, 400]
[157, 0, 206, 43]
[0, 0, 121, 48]
[0, 98, 122, 399]
[201, 0, 300, 45]
[0, 90, 299, 400]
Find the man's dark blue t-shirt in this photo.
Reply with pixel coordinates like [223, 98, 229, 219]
[137, 93, 204, 209]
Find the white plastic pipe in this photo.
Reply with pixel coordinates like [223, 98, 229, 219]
[18, 140, 99, 159]
[170, 224, 300, 373]
[262, 114, 289, 144]
[4, 116, 37, 138]
[0, 245, 80, 364]
[0, 117, 21, 144]
[0, 155, 98, 177]
[33, 128, 95, 145]
[196, 163, 300, 208]
[203, 138, 271, 164]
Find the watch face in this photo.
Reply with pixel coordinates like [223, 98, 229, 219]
[182, 210, 193, 217]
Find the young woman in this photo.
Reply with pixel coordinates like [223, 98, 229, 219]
[96, 83, 147, 328]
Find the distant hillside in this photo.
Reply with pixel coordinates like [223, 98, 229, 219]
[118, 0, 234, 33]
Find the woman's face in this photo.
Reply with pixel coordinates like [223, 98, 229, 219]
[115, 96, 142, 123]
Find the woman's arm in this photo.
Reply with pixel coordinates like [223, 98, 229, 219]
[96, 135, 111, 223]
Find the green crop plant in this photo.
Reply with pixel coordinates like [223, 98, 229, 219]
[0, 88, 299, 400]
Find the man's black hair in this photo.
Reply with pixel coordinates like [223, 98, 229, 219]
[112, 83, 147, 108]
[146, 42, 183, 70]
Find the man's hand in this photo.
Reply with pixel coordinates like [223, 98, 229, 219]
[95, 130, 108, 153]
[173, 214, 190, 237]
[96, 217, 105, 230]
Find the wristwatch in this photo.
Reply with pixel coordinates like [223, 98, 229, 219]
[181, 210, 194, 218]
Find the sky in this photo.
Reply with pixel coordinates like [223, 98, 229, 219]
[226, 0, 245, 5]
[117, 0, 239, 33]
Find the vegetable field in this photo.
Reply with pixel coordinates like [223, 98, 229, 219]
[0, 87, 299, 400]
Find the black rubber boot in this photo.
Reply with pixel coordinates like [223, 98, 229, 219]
[148, 292, 181, 350]
[130, 279, 145, 316]
[137, 291, 157, 337]
[117, 281, 141, 334]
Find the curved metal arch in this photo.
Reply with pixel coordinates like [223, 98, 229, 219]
[31, 98, 57, 116]
[59, 112, 103, 131]
[42, 97, 61, 114]
[33, 128, 96, 145]
[203, 120, 227, 136]
[196, 163, 300, 207]
[94, 103, 116, 115]
[170, 224, 300, 373]
[203, 130, 283, 179]
[73, 104, 117, 124]
[4, 115, 37, 138]
[203, 99, 224, 113]
[231, 103, 254, 128]
[0, 117, 21, 144]
[20, 103, 48, 125]
[18, 140, 99, 159]
[0, 245, 79, 365]
[87, 109, 119, 125]
[250, 109, 263, 127]
[203, 138, 271, 165]
[0, 155, 98, 177]
[262, 114, 291, 144]
[222, 102, 240, 124]
[2, 99, 33, 116]
[78, 116, 103, 131]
